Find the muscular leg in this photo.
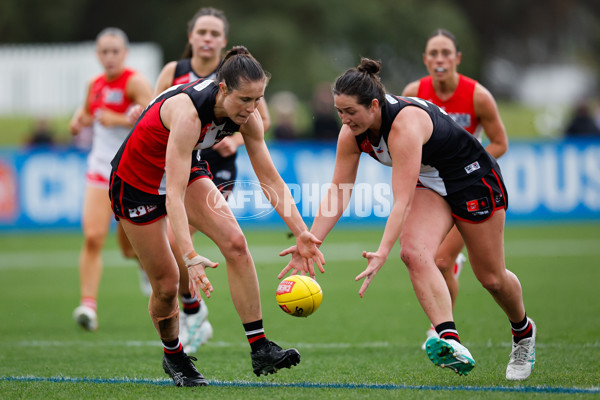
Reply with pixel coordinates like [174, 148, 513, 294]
[456, 210, 526, 322]
[400, 189, 455, 326]
[79, 186, 113, 300]
[116, 221, 136, 259]
[435, 226, 466, 308]
[167, 221, 196, 297]
[184, 178, 261, 323]
[120, 217, 181, 341]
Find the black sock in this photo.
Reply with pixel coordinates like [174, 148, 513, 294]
[162, 338, 183, 358]
[181, 293, 200, 315]
[435, 321, 461, 343]
[510, 314, 532, 343]
[244, 320, 267, 352]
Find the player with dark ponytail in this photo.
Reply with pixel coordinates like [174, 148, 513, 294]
[280, 57, 535, 380]
[127, 9, 272, 355]
[111, 46, 324, 387]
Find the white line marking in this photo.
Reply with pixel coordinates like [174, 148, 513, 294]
[15, 339, 598, 349]
[1, 239, 599, 270]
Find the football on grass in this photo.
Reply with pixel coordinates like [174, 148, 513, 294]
[276, 275, 323, 317]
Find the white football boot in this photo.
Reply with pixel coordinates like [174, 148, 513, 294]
[506, 319, 536, 380]
[73, 305, 98, 331]
[180, 303, 211, 353]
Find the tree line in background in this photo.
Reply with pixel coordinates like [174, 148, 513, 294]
[1, 0, 599, 102]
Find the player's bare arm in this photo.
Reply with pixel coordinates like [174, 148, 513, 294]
[356, 107, 428, 297]
[278, 127, 358, 279]
[163, 95, 216, 298]
[473, 84, 508, 159]
[242, 113, 325, 276]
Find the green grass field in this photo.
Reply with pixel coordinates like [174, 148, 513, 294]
[1, 223, 599, 399]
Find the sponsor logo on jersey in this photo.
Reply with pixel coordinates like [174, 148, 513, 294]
[450, 113, 471, 128]
[104, 88, 124, 105]
[464, 161, 480, 174]
[193, 79, 213, 92]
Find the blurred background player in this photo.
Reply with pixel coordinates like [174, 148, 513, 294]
[402, 28, 509, 347]
[70, 27, 153, 331]
[129, 7, 271, 354]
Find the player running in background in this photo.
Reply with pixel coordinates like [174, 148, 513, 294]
[280, 58, 535, 381]
[111, 46, 324, 386]
[70, 27, 153, 331]
[128, 7, 271, 354]
[402, 28, 508, 348]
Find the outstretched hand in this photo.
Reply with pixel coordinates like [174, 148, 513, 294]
[278, 231, 325, 279]
[278, 245, 303, 278]
[185, 252, 219, 299]
[355, 250, 387, 298]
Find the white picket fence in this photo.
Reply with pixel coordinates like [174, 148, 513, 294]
[0, 42, 162, 116]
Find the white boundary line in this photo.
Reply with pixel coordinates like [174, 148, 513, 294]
[1, 239, 600, 270]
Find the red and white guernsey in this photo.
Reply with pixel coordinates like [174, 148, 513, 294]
[86, 68, 136, 188]
[417, 74, 482, 140]
[111, 79, 240, 195]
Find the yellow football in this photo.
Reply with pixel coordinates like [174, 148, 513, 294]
[276, 275, 323, 317]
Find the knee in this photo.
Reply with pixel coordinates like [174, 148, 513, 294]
[221, 231, 250, 260]
[477, 273, 503, 293]
[152, 279, 179, 303]
[435, 254, 454, 275]
[83, 229, 106, 252]
[400, 243, 421, 272]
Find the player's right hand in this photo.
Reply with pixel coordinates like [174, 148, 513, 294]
[184, 251, 219, 299]
[278, 245, 304, 279]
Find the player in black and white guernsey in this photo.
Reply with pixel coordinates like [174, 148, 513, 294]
[354, 93, 497, 199]
[110, 47, 324, 387]
[279, 58, 536, 380]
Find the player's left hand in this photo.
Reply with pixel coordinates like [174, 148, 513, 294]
[355, 250, 387, 298]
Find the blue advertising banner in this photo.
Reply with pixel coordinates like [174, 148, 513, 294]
[0, 138, 599, 231]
